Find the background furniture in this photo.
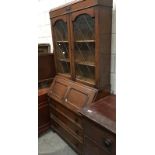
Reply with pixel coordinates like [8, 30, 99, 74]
[48, 75, 98, 154]
[80, 95, 116, 155]
[38, 88, 50, 135]
[50, 0, 113, 91]
[38, 44, 56, 135]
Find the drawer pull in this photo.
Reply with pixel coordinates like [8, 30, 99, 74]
[104, 139, 112, 148]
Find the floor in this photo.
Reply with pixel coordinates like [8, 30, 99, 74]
[38, 130, 78, 155]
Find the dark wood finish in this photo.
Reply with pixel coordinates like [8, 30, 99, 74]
[38, 53, 56, 82]
[38, 88, 50, 136]
[50, 118, 83, 154]
[48, 76, 98, 154]
[80, 95, 116, 155]
[38, 44, 50, 53]
[50, 0, 113, 91]
[38, 45, 56, 135]
[50, 0, 113, 18]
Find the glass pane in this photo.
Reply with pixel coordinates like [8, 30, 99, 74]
[73, 14, 95, 82]
[57, 61, 70, 74]
[76, 64, 95, 84]
[54, 20, 70, 75]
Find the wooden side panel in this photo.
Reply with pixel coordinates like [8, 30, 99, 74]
[38, 53, 56, 81]
[95, 6, 112, 90]
[38, 89, 50, 136]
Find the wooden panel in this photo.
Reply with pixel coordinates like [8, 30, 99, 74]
[83, 118, 116, 154]
[38, 88, 50, 135]
[49, 99, 83, 128]
[38, 102, 50, 127]
[50, 118, 83, 154]
[84, 136, 110, 155]
[71, 7, 95, 21]
[38, 88, 48, 103]
[52, 81, 67, 99]
[66, 88, 89, 109]
[50, 6, 69, 18]
[50, 0, 112, 18]
[50, 106, 83, 138]
[52, 15, 67, 25]
[81, 95, 116, 132]
[71, 0, 112, 13]
[38, 53, 56, 82]
[64, 80, 98, 110]
[48, 77, 69, 102]
[38, 44, 50, 54]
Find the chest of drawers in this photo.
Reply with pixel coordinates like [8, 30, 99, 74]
[80, 95, 116, 155]
[38, 88, 50, 136]
[48, 76, 98, 154]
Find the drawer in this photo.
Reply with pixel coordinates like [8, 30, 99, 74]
[38, 103, 50, 127]
[83, 118, 116, 154]
[49, 99, 82, 127]
[50, 118, 83, 155]
[84, 136, 111, 155]
[50, 106, 83, 138]
[38, 94, 48, 103]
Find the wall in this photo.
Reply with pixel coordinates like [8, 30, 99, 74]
[38, 0, 116, 94]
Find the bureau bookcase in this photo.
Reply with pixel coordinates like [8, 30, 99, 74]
[50, 0, 113, 91]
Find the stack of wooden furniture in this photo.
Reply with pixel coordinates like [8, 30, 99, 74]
[38, 44, 56, 135]
[45, 0, 115, 154]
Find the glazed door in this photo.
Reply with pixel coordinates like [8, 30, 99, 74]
[71, 8, 96, 86]
[52, 15, 71, 78]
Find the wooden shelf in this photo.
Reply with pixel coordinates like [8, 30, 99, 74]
[75, 40, 95, 43]
[76, 76, 95, 85]
[76, 61, 95, 67]
[58, 73, 71, 78]
[58, 58, 70, 62]
[57, 41, 68, 43]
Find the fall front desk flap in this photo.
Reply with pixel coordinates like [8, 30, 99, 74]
[48, 75, 98, 112]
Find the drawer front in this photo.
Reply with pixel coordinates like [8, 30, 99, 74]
[83, 118, 116, 154]
[38, 93, 48, 103]
[50, 99, 82, 127]
[50, 106, 83, 138]
[38, 102, 50, 127]
[84, 136, 111, 155]
[50, 118, 83, 155]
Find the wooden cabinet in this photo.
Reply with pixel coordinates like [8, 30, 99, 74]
[80, 95, 116, 155]
[38, 45, 56, 135]
[48, 75, 98, 154]
[50, 0, 113, 90]
[38, 47, 56, 89]
[38, 88, 50, 136]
